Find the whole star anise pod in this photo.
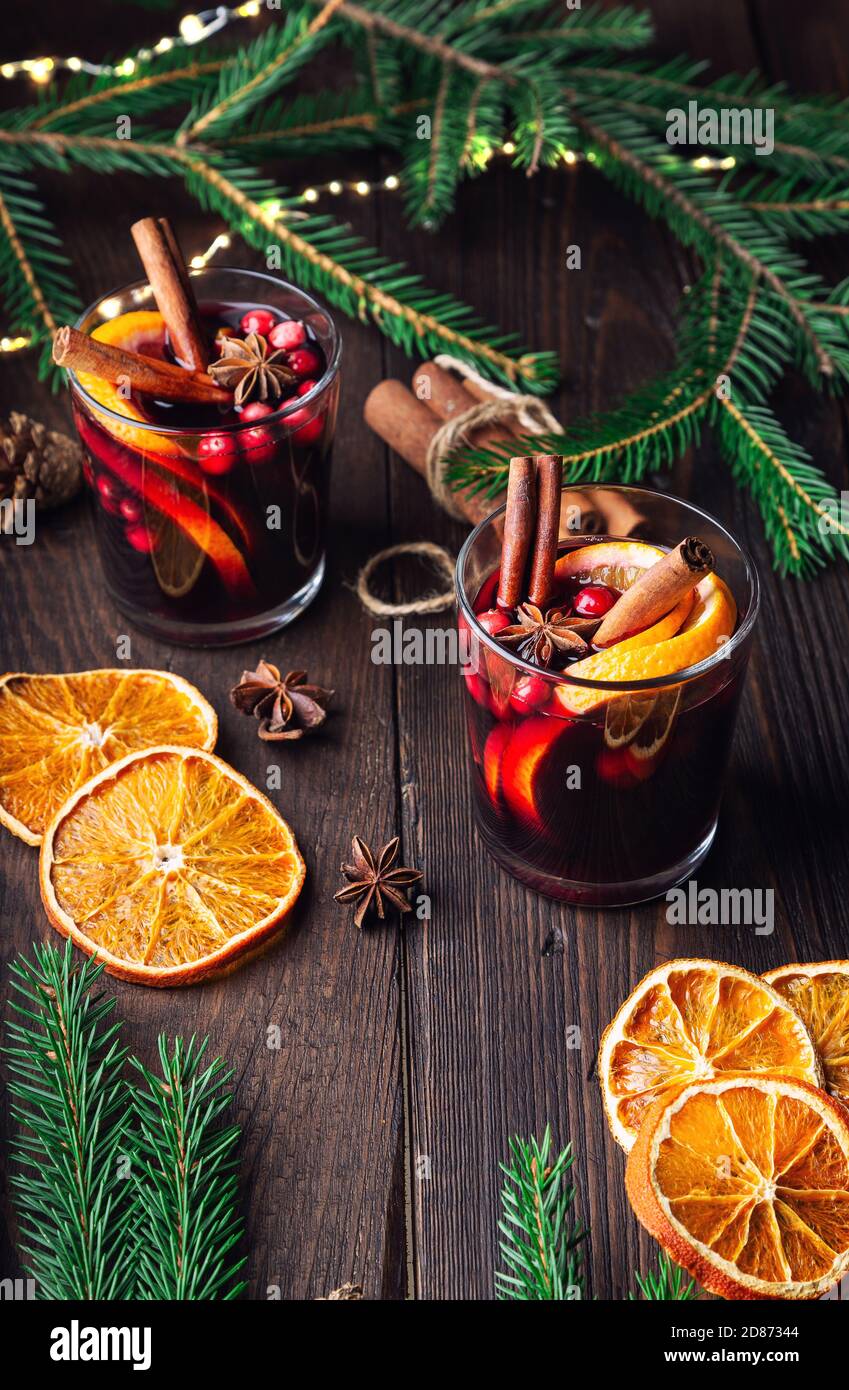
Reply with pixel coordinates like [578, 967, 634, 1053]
[495, 602, 596, 667]
[230, 660, 332, 740]
[334, 836, 423, 929]
[208, 332, 296, 406]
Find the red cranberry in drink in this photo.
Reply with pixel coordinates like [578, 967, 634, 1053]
[573, 583, 618, 618]
[286, 346, 322, 378]
[119, 496, 143, 524]
[269, 319, 306, 351]
[510, 674, 550, 715]
[285, 404, 323, 446]
[477, 607, 512, 638]
[239, 308, 277, 337]
[198, 431, 239, 475]
[125, 522, 157, 553]
[96, 475, 122, 515]
[240, 400, 276, 466]
[296, 379, 318, 397]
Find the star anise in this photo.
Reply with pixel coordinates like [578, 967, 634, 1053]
[334, 836, 423, 929]
[495, 602, 595, 667]
[230, 660, 332, 740]
[208, 332, 296, 406]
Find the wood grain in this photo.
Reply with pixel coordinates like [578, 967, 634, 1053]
[1, 0, 848, 1303]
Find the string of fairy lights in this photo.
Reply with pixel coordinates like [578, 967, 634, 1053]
[0, 1, 737, 357]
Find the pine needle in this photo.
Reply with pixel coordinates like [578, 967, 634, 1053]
[495, 1127, 587, 1300]
[630, 1251, 699, 1301]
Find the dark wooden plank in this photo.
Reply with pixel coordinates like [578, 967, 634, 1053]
[386, 0, 849, 1300]
[0, 151, 406, 1297]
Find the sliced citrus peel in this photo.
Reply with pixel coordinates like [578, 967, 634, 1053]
[75, 311, 182, 456]
[626, 1075, 849, 1300]
[0, 670, 217, 845]
[765, 963, 849, 1107]
[39, 745, 305, 986]
[599, 958, 823, 1152]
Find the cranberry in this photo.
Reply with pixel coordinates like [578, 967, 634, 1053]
[509, 674, 550, 716]
[269, 319, 306, 351]
[476, 607, 512, 638]
[296, 379, 319, 397]
[285, 405, 323, 446]
[239, 308, 277, 337]
[286, 346, 322, 378]
[240, 402, 276, 466]
[96, 475, 122, 515]
[119, 496, 143, 524]
[198, 431, 239, 475]
[573, 583, 618, 618]
[125, 523, 157, 553]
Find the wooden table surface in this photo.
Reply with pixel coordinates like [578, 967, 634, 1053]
[2, 1, 849, 1301]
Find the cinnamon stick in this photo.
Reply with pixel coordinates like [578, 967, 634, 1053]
[594, 536, 715, 646]
[131, 216, 210, 370]
[497, 456, 537, 608]
[53, 325, 231, 405]
[527, 454, 563, 608]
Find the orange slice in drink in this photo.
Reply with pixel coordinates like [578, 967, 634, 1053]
[765, 963, 849, 1107]
[0, 670, 216, 845]
[554, 539, 664, 590]
[599, 958, 822, 1152]
[76, 311, 181, 456]
[626, 1075, 849, 1300]
[556, 576, 734, 717]
[39, 746, 305, 986]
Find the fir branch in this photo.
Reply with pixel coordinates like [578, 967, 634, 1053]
[130, 1034, 247, 1301]
[219, 87, 386, 155]
[179, 1, 345, 146]
[4, 941, 135, 1300]
[179, 149, 557, 391]
[27, 48, 228, 133]
[630, 1252, 699, 1301]
[0, 163, 82, 383]
[495, 1127, 587, 1300]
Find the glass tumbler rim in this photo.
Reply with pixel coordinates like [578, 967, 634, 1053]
[455, 482, 760, 694]
[69, 265, 342, 437]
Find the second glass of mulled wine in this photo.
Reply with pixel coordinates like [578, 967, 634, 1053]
[68, 267, 341, 646]
[456, 483, 759, 906]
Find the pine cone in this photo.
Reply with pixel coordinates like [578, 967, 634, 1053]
[0, 411, 82, 509]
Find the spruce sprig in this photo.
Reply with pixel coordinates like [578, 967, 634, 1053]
[495, 1127, 587, 1300]
[130, 1035, 247, 1301]
[630, 1252, 699, 1301]
[4, 944, 247, 1301]
[4, 941, 135, 1299]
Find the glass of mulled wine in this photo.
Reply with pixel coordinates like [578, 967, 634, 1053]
[68, 267, 341, 645]
[455, 484, 759, 906]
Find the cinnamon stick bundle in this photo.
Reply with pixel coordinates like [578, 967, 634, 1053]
[53, 325, 230, 405]
[131, 216, 210, 370]
[527, 454, 563, 607]
[594, 536, 715, 646]
[497, 456, 537, 608]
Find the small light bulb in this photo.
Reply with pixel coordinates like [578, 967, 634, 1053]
[66, 57, 83, 72]
[116, 58, 136, 76]
[155, 37, 174, 53]
[355, 180, 370, 196]
[328, 180, 343, 195]
[190, 255, 205, 269]
[383, 174, 399, 190]
[502, 140, 515, 155]
[238, 0, 262, 14]
[1, 63, 16, 79]
[179, 15, 206, 45]
[27, 58, 54, 84]
[563, 149, 577, 165]
[302, 187, 319, 203]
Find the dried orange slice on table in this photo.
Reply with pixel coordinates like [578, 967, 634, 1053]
[765, 962, 849, 1107]
[599, 959, 822, 1151]
[626, 1075, 849, 1300]
[0, 669, 216, 845]
[39, 746, 305, 986]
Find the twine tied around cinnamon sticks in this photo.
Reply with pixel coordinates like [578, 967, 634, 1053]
[356, 358, 564, 617]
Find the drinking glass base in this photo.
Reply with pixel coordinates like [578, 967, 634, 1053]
[106, 554, 326, 648]
[477, 818, 719, 907]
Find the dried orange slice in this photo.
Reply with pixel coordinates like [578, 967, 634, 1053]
[0, 670, 216, 845]
[626, 1075, 849, 1300]
[39, 746, 305, 986]
[765, 963, 849, 1107]
[599, 959, 822, 1151]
